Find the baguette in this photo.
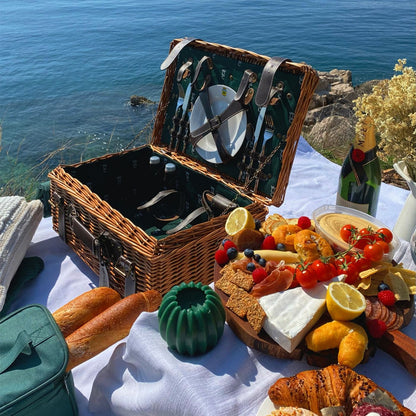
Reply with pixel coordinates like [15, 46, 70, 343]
[52, 287, 121, 338]
[65, 289, 162, 371]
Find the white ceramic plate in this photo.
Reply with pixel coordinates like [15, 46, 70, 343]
[190, 84, 247, 164]
[256, 396, 276, 416]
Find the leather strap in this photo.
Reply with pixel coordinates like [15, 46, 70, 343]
[190, 69, 256, 159]
[166, 206, 207, 235]
[160, 37, 198, 70]
[136, 189, 178, 210]
[255, 56, 290, 107]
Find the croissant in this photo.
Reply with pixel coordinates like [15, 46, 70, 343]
[268, 364, 415, 416]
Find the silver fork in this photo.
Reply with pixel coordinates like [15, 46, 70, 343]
[254, 114, 275, 192]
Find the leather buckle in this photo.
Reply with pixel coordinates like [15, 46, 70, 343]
[209, 115, 222, 131]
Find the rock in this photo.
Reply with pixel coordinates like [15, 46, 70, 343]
[130, 95, 155, 106]
[302, 69, 382, 159]
[307, 116, 355, 159]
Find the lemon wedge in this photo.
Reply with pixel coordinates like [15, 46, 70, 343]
[224, 207, 256, 236]
[326, 282, 366, 321]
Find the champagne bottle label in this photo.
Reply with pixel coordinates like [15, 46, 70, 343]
[336, 116, 381, 216]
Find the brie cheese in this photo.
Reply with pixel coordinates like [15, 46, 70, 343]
[258, 275, 343, 353]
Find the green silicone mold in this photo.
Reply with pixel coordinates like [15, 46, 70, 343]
[158, 281, 225, 356]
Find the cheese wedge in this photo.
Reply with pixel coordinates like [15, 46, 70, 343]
[258, 275, 344, 353]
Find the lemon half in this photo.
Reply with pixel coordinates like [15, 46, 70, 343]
[224, 207, 256, 236]
[326, 282, 366, 321]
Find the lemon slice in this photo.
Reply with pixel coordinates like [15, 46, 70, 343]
[224, 207, 256, 236]
[326, 282, 366, 321]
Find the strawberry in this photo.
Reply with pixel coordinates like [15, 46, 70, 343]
[377, 289, 396, 306]
[261, 235, 276, 250]
[366, 319, 387, 338]
[297, 216, 311, 229]
[215, 249, 229, 266]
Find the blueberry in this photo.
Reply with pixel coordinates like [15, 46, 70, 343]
[244, 248, 254, 258]
[258, 258, 267, 267]
[255, 219, 262, 230]
[378, 282, 390, 292]
[277, 243, 286, 251]
[253, 254, 261, 262]
[227, 247, 238, 260]
[222, 238, 231, 246]
[246, 262, 256, 272]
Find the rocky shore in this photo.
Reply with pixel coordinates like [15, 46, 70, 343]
[301, 69, 381, 159]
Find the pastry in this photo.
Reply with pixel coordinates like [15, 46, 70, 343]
[293, 229, 334, 263]
[272, 224, 302, 251]
[268, 364, 414, 416]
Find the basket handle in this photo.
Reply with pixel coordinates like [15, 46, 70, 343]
[0, 330, 32, 374]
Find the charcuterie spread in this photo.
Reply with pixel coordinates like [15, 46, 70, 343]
[214, 206, 416, 371]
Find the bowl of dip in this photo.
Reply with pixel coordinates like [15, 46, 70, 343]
[312, 205, 400, 259]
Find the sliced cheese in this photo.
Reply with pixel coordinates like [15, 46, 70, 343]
[258, 275, 343, 353]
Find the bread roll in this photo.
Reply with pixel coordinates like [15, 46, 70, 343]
[65, 289, 162, 371]
[53, 287, 121, 337]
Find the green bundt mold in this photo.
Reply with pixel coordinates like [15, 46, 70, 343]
[158, 281, 225, 356]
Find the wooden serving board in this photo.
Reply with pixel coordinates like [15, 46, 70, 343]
[214, 263, 416, 374]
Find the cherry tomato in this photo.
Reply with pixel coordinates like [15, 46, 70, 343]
[344, 261, 360, 285]
[375, 240, 390, 254]
[340, 224, 357, 243]
[311, 259, 333, 282]
[364, 243, 384, 262]
[354, 228, 375, 250]
[375, 227, 393, 244]
[353, 254, 372, 272]
[295, 265, 317, 289]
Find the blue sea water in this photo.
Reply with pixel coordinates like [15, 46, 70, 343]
[1, 0, 415, 189]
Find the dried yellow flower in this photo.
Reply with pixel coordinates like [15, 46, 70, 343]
[354, 59, 416, 181]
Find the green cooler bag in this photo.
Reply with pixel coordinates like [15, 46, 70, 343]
[0, 304, 78, 416]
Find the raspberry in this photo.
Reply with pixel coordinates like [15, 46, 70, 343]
[252, 268, 268, 284]
[223, 240, 237, 251]
[215, 249, 229, 266]
[366, 319, 387, 338]
[261, 235, 276, 250]
[297, 216, 311, 229]
[377, 289, 396, 306]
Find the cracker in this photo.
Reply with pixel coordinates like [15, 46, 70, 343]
[228, 268, 255, 291]
[226, 288, 252, 318]
[215, 277, 239, 296]
[247, 299, 266, 334]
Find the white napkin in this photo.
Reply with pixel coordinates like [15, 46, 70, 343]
[0, 196, 43, 311]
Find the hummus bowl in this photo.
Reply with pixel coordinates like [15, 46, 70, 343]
[312, 205, 400, 260]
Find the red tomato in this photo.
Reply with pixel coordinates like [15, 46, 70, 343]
[311, 259, 333, 282]
[295, 265, 317, 289]
[375, 227, 393, 244]
[375, 240, 390, 254]
[354, 228, 375, 250]
[340, 224, 357, 243]
[353, 254, 372, 272]
[364, 243, 384, 262]
[344, 261, 360, 285]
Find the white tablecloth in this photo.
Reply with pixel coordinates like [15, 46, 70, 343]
[7, 138, 416, 415]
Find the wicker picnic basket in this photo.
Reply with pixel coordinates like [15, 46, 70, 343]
[48, 38, 318, 297]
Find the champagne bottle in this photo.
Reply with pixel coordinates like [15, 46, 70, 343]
[149, 155, 163, 192]
[336, 116, 381, 216]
